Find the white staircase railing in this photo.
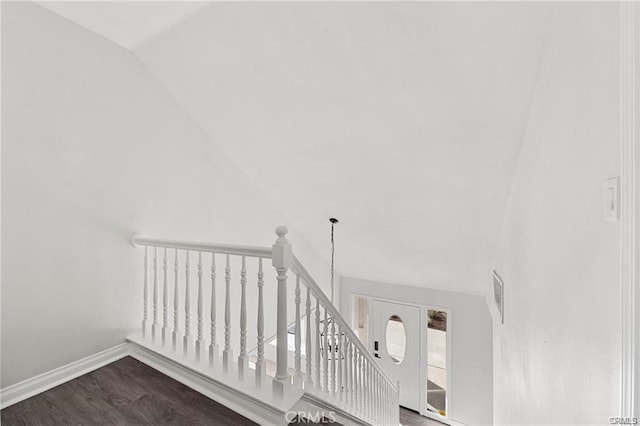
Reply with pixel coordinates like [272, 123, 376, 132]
[132, 226, 399, 425]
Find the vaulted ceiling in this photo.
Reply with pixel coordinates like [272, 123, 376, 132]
[37, 1, 554, 295]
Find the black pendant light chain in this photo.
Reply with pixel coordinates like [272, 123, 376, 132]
[329, 218, 339, 304]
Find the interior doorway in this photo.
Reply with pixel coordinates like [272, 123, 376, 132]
[351, 294, 451, 423]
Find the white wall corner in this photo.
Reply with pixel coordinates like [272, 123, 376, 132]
[620, 0, 640, 419]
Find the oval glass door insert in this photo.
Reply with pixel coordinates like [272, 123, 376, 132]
[385, 315, 407, 364]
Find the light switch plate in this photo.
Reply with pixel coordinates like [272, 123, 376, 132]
[604, 177, 620, 221]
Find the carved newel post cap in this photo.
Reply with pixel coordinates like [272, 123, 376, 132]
[275, 225, 289, 239]
[273, 225, 292, 269]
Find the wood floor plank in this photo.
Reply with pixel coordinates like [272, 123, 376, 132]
[399, 407, 447, 426]
[1, 357, 258, 426]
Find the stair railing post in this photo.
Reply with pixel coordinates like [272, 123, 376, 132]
[272, 225, 292, 398]
[255, 258, 266, 387]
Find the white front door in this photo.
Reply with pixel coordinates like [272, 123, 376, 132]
[372, 299, 421, 411]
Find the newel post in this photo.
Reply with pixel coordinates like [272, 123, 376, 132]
[272, 225, 292, 397]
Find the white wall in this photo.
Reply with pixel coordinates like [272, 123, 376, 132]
[1, 2, 330, 388]
[132, 2, 554, 297]
[491, 3, 621, 425]
[340, 276, 493, 426]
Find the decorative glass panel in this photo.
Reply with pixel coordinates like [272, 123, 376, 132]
[385, 315, 406, 364]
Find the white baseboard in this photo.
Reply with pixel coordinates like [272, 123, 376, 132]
[128, 343, 292, 426]
[0, 340, 383, 426]
[0, 339, 302, 426]
[296, 392, 371, 426]
[0, 342, 130, 409]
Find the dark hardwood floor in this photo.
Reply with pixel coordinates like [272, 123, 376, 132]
[400, 407, 447, 426]
[1, 356, 257, 426]
[1, 356, 447, 426]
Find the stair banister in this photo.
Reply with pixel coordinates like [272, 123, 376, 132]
[271, 225, 293, 396]
[132, 228, 400, 425]
[289, 255, 397, 389]
[131, 236, 272, 258]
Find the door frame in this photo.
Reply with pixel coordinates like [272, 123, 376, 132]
[423, 304, 452, 424]
[349, 293, 453, 424]
[620, 2, 640, 418]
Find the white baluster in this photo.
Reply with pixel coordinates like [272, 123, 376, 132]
[305, 287, 312, 389]
[369, 362, 374, 422]
[395, 380, 401, 425]
[331, 315, 337, 395]
[347, 341, 353, 410]
[375, 373, 380, 425]
[373, 372, 377, 424]
[337, 324, 343, 402]
[223, 254, 232, 372]
[375, 370, 380, 423]
[378, 372, 385, 423]
[359, 352, 364, 417]
[152, 247, 159, 341]
[364, 358, 372, 419]
[355, 349, 361, 416]
[374, 373, 378, 424]
[383, 377, 388, 425]
[294, 275, 302, 386]
[390, 382, 394, 426]
[364, 358, 372, 420]
[362, 354, 367, 418]
[367, 359, 372, 421]
[142, 246, 149, 338]
[323, 308, 329, 392]
[365, 359, 370, 421]
[196, 251, 205, 361]
[183, 250, 192, 355]
[372, 371, 376, 423]
[382, 380, 386, 426]
[272, 226, 292, 397]
[315, 298, 321, 389]
[384, 380, 388, 426]
[344, 339, 350, 407]
[238, 256, 248, 380]
[255, 258, 266, 386]
[162, 248, 169, 345]
[172, 249, 179, 350]
[209, 252, 218, 366]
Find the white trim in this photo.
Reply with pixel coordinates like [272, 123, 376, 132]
[296, 392, 372, 426]
[0, 340, 302, 425]
[128, 343, 295, 426]
[621, 1, 639, 419]
[351, 292, 456, 426]
[0, 342, 130, 409]
[423, 305, 452, 425]
[131, 234, 272, 258]
[0, 338, 384, 425]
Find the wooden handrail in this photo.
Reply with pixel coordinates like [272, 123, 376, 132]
[131, 235, 272, 258]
